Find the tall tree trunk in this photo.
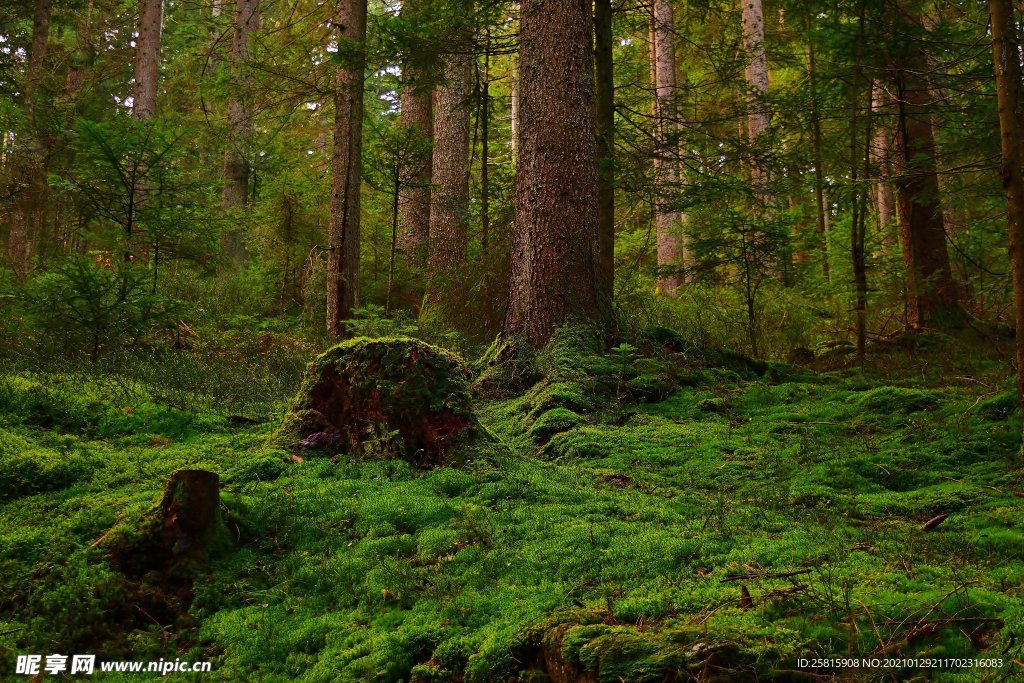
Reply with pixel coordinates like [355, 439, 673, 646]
[396, 0, 433, 276]
[6, 0, 52, 279]
[133, 0, 163, 120]
[594, 0, 615, 302]
[872, 83, 897, 244]
[502, 0, 606, 348]
[807, 39, 829, 280]
[741, 0, 769, 189]
[221, 0, 259, 265]
[425, 50, 472, 306]
[325, 0, 367, 338]
[988, 0, 1024, 451]
[651, 0, 684, 294]
[889, 10, 959, 328]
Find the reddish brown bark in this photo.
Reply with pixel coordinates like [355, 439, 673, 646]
[651, 0, 685, 294]
[133, 0, 163, 120]
[326, 0, 367, 338]
[741, 0, 769, 189]
[988, 0, 1024, 438]
[502, 0, 607, 348]
[594, 0, 615, 302]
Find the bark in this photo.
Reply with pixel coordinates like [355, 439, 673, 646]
[594, 0, 615, 301]
[988, 0, 1024, 440]
[652, 0, 685, 294]
[222, 0, 259, 265]
[6, 0, 52, 279]
[425, 50, 472, 302]
[158, 470, 221, 559]
[807, 40, 829, 280]
[741, 0, 769, 188]
[396, 0, 433, 273]
[889, 10, 959, 328]
[326, 0, 367, 338]
[133, 0, 163, 120]
[502, 0, 606, 348]
[872, 83, 897, 242]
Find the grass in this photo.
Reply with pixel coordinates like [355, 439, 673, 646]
[0, 334, 1022, 681]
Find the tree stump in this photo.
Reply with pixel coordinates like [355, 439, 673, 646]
[159, 469, 221, 559]
[278, 337, 477, 466]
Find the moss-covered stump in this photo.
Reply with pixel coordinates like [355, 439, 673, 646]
[279, 337, 477, 466]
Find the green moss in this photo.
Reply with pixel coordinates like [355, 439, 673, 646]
[852, 386, 942, 414]
[528, 408, 582, 444]
[976, 390, 1020, 421]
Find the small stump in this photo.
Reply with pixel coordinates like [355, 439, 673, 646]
[279, 337, 477, 466]
[159, 469, 222, 559]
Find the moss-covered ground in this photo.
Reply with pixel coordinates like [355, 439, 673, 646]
[0, 334, 1022, 681]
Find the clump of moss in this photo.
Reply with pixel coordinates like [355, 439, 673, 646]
[852, 386, 941, 414]
[529, 408, 582, 444]
[473, 336, 539, 398]
[277, 337, 477, 466]
[976, 390, 1019, 421]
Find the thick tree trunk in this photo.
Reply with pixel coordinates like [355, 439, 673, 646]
[325, 0, 367, 339]
[396, 0, 433, 275]
[594, 0, 615, 302]
[988, 0, 1024, 445]
[502, 0, 606, 348]
[159, 469, 221, 559]
[741, 0, 769, 188]
[133, 0, 163, 120]
[651, 0, 685, 294]
[425, 50, 472, 304]
[6, 0, 51, 279]
[890, 53, 959, 328]
[221, 0, 259, 265]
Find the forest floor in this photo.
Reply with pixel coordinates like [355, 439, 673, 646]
[0, 330, 1022, 682]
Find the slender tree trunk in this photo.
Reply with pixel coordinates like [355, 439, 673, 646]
[889, 25, 959, 328]
[807, 40, 829, 280]
[651, 0, 684, 294]
[502, 0, 606, 348]
[509, 63, 519, 159]
[872, 83, 897, 244]
[325, 0, 367, 338]
[480, 37, 491, 261]
[6, 0, 52, 279]
[988, 0, 1024, 449]
[221, 0, 259, 265]
[133, 0, 163, 120]
[425, 49, 472, 305]
[396, 0, 433, 275]
[741, 0, 769, 189]
[594, 0, 615, 302]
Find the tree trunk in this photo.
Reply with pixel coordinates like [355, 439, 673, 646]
[425, 49, 472, 305]
[651, 0, 684, 294]
[6, 0, 51, 279]
[326, 0, 367, 339]
[807, 39, 829, 280]
[221, 0, 259, 265]
[502, 0, 606, 348]
[133, 0, 163, 120]
[158, 470, 221, 559]
[889, 22, 959, 328]
[396, 0, 433, 275]
[741, 0, 769, 188]
[872, 83, 897, 244]
[594, 0, 615, 302]
[988, 0, 1024, 450]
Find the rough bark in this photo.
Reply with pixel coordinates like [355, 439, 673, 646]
[652, 0, 685, 294]
[741, 0, 769, 188]
[396, 0, 433, 274]
[133, 0, 163, 120]
[988, 0, 1024, 440]
[326, 0, 367, 338]
[158, 470, 221, 559]
[502, 0, 606, 348]
[425, 50, 472, 302]
[6, 0, 52, 279]
[889, 11, 959, 328]
[594, 0, 615, 301]
[221, 0, 259, 265]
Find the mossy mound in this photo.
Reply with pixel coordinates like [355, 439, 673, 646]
[278, 337, 477, 466]
[529, 408, 582, 444]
